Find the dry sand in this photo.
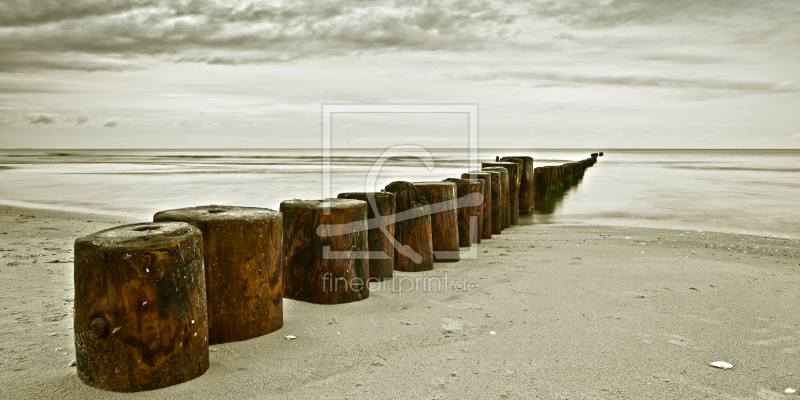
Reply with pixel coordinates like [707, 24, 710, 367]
[1, 203, 799, 399]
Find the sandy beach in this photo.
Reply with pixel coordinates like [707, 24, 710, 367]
[1, 203, 798, 399]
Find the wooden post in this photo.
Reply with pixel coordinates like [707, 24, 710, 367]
[461, 172, 492, 240]
[533, 167, 549, 200]
[481, 167, 509, 229]
[443, 178, 483, 246]
[412, 182, 459, 263]
[153, 205, 282, 345]
[474, 170, 501, 234]
[501, 156, 534, 214]
[74, 222, 208, 392]
[384, 182, 435, 272]
[337, 192, 396, 280]
[555, 165, 564, 193]
[280, 199, 369, 304]
[599, 151, 604, 156]
[483, 162, 519, 226]
[544, 166, 557, 198]
[499, 157, 524, 215]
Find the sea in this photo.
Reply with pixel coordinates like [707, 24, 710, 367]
[1, 148, 798, 239]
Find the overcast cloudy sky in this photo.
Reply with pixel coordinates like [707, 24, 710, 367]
[1, 0, 799, 148]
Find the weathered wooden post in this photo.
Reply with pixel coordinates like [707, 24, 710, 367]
[542, 166, 557, 198]
[280, 199, 369, 304]
[599, 151, 604, 156]
[501, 156, 534, 214]
[461, 172, 492, 240]
[474, 170, 501, 234]
[443, 178, 483, 246]
[337, 192, 395, 280]
[412, 182, 459, 262]
[565, 163, 574, 186]
[555, 165, 564, 193]
[153, 205, 282, 345]
[533, 167, 550, 200]
[384, 182, 435, 271]
[481, 166, 509, 229]
[74, 222, 208, 392]
[483, 161, 519, 226]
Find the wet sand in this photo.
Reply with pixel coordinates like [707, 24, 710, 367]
[1, 203, 799, 399]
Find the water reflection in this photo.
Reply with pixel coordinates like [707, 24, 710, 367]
[520, 176, 586, 225]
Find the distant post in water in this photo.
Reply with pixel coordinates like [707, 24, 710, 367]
[533, 166, 550, 200]
[462, 172, 492, 240]
[280, 199, 369, 304]
[413, 182, 459, 262]
[337, 192, 396, 280]
[154, 205, 283, 345]
[74, 222, 209, 392]
[384, 181, 435, 271]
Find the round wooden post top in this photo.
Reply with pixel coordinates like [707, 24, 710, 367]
[338, 191, 394, 202]
[384, 181, 428, 213]
[483, 161, 519, 182]
[463, 171, 491, 179]
[413, 181, 456, 188]
[154, 205, 281, 223]
[282, 198, 366, 210]
[443, 178, 483, 200]
[75, 222, 199, 251]
[338, 192, 395, 217]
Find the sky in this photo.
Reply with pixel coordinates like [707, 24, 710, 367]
[0, 0, 799, 149]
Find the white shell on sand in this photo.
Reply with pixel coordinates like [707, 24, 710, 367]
[786, 388, 796, 394]
[710, 361, 733, 369]
[285, 335, 297, 340]
[490, 331, 496, 335]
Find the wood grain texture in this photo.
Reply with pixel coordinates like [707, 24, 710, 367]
[280, 199, 369, 304]
[483, 162, 520, 226]
[461, 172, 492, 239]
[384, 182, 435, 271]
[501, 156, 534, 214]
[337, 192, 396, 280]
[481, 166, 510, 229]
[412, 182, 459, 262]
[533, 166, 552, 200]
[153, 205, 283, 345]
[443, 178, 483, 247]
[74, 222, 209, 392]
[474, 170, 502, 234]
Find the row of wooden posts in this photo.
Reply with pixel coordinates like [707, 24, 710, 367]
[73, 152, 602, 392]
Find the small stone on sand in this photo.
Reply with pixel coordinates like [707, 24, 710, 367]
[710, 361, 733, 369]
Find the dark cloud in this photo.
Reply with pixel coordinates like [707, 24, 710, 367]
[0, 0, 515, 71]
[530, 0, 796, 27]
[0, 52, 142, 73]
[0, 0, 158, 27]
[461, 69, 800, 94]
[23, 113, 57, 125]
[102, 118, 119, 127]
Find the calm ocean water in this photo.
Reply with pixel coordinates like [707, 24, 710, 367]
[1, 149, 798, 239]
